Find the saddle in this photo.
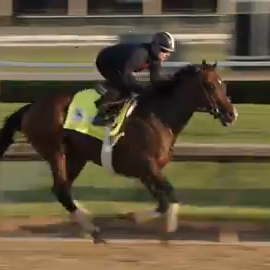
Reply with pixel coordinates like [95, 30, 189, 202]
[93, 81, 138, 127]
[95, 82, 131, 115]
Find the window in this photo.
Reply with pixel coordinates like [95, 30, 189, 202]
[13, 0, 68, 15]
[162, 0, 217, 13]
[87, 0, 143, 15]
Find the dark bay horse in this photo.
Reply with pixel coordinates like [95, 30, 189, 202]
[0, 60, 237, 243]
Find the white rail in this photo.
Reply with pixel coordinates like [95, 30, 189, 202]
[0, 33, 231, 47]
[0, 71, 268, 81]
[0, 60, 270, 68]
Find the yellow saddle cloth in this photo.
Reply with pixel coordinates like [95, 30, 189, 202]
[63, 89, 136, 140]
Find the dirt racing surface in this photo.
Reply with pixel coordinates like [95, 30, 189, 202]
[1, 216, 270, 269]
[1, 238, 270, 270]
[0, 216, 221, 241]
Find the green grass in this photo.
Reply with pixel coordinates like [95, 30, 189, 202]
[0, 44, 226, 72]
[0, 46, 100, 73]
[1, 103, 270, 220]
[1, 103, 270, 144]
[0, 46, 100, 63]
[0, 44, 225, 63]
[1, 160, 270, 220]
[181, 104, 270, 144]
[3, 202, 270, 222]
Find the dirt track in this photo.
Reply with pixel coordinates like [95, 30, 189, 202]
[1, 216, 270, 269]
[1, 240, 270, 270]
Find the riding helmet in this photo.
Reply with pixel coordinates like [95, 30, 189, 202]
[151, 32, 175, 54]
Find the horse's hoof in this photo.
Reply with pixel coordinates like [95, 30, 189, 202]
[116, 212, 135, 221]
[92, 230, 107, 244]
[160, 231, 175, 244]
[125, 212, 137, 222]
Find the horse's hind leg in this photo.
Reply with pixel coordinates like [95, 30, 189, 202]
[49, 142, 105, 243]
[65, 143, 91, 217]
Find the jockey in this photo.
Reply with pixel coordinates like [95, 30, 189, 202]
[92, 31, 175, 126]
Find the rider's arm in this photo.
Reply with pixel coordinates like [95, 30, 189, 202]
[149, 61, 170, 82]
[122, 48, 148, 94]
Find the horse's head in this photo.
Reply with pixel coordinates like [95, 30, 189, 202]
[141, 61, 237, 129]
[196, 60, 238, 126]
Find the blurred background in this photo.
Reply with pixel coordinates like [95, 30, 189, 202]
[4, 0, 270, 63]
[0, 0, 269, 66]
[0, 0, 270, 224]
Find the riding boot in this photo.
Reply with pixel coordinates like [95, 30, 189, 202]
[92, 98, 109, 126]
[92, 108, 107, 126]
[92, 90, 119, 126]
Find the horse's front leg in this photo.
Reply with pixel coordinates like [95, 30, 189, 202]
[152, 173, 179, 234]
[133, 160, 179, 235]
[49, 146, 105, 243]
[144, 173, 179, 234]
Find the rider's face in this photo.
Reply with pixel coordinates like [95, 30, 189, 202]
[158, 50, 171, 61]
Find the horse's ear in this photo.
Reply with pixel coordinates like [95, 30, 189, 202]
[213, 60, 218, 68]
[202, 59, 206, 69]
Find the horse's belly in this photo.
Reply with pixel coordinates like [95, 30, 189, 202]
[64, 129, 103, 165]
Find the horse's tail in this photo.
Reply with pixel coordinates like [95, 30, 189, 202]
[0, 103, 32, 158]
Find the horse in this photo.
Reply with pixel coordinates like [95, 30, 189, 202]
[0, 60, 238, 243]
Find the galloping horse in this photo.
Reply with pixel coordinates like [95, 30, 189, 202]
[0, 60, 237, 243]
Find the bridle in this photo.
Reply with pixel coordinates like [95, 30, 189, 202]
[196, 67, 228, 126]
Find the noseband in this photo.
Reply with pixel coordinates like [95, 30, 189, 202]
[196, 68, 227, 125]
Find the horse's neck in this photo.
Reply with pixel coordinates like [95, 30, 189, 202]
[141, 79, 199, 137]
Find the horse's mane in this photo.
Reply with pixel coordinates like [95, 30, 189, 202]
[172, 64, 199, 81]
[143, 64, 199, 99]
[135, 60, 217, 111]
[135, 64, 202, 107]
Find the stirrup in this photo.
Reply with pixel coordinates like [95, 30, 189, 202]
[92, 109, 115, 126]
[92, 110, 105, 125]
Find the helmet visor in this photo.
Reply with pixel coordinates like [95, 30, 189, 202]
[160, 45, 174, 53]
